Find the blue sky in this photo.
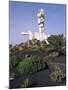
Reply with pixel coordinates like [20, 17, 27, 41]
[9, 1, 66, 46]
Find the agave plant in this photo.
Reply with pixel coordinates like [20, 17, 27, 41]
[21, 78, 32, 88]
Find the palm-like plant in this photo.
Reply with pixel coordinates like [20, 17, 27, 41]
[47, 34, 65, 55]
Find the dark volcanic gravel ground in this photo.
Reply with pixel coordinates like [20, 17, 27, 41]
[15, 50, 48, 58]
[10, 67, 66, 89]
[10, 50, 66, 89]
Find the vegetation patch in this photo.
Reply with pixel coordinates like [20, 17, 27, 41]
[16, 56, 48, 75]
[21, 78, 32, 88]
[50, 65, 66, 82]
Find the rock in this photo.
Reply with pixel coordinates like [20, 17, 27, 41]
[49, 52, 59, 58]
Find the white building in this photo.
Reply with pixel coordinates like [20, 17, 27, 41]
[21, 8, 49, 44]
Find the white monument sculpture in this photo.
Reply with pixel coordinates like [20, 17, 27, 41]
[21, 8, 49, 44]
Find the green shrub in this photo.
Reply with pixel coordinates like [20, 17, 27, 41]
[10, 55, 23, 78]
[17, 56, 48, 75]
[10, 55, 22, 68]
[21, 78, 32, 88]
[47, 34, 66, 55]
